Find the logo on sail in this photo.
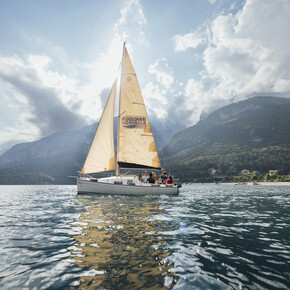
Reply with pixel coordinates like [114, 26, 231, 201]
[122, 116, 146, 129]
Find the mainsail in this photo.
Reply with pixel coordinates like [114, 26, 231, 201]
[81, 78, 117, 174]
[117, 45, 161, 169]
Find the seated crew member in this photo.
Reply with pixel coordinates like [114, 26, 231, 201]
[143, 171, 149, 183]
[158, 171, 168, 184]
[166, 175, 174, 184]
[138, 173, 145, 183]
[147, 172, 156, 184]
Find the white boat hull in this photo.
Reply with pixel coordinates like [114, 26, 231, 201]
[77, 176, 179, 195]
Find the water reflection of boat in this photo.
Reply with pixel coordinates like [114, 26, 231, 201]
[71, 196, 178, 288]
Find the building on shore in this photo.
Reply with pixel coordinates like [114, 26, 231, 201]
[269, 170, 278, 176]
[208, 168, 217, 175]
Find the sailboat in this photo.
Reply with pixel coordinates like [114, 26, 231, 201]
[77, 43, 179, 195]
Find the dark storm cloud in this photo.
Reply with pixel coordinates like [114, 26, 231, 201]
[167, 93, 193, 128]
[99, 87, 110, 109]
[0, 68, 86, 137]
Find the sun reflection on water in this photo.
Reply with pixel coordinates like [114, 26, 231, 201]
[71, 196, 178, 289]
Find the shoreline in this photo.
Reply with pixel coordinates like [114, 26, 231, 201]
[0, 182, 290, 186]
[224, 182, 290, 186]
[182, 182, 290, 186]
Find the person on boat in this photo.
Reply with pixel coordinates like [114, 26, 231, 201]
[166, 175, 174, 184]
[147, 172, 156, 184]
[158, 171, 168, 184]
[152, 172, 157, 182]
[143, 171, 149, 183]
[138, 173, 145, 183]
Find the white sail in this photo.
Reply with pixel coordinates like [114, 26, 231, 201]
[81, 78, 117, 174]
[77, 44, 180, 195]
[117, 46, 161, 169]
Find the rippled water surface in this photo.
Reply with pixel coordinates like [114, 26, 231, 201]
[0, 184, 289, 289]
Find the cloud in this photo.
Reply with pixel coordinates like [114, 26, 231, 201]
[173, 0, 290, 123]
[83, 0, 148, 119]
[114, 0, 147, 45]
[0, 0, 149, 151]
[173, 32, 205, 51]
[0, 54, 86, 138]
[148, 58, 174, 89]
[205, 0, 290, 95]
[99, 87, 111, 110]
[143, 82, 168, 119]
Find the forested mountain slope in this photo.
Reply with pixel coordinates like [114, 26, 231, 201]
[159, 96, 290, 181]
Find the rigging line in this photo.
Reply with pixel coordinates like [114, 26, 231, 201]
[116, 42, 127, 173]
[118, 111, 126, 117]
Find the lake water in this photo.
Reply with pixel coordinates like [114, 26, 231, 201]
[0, 184, 289, 289]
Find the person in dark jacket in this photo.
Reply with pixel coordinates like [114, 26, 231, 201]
[147, 173, 156, 184]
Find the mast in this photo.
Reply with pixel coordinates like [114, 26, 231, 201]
[116, 42, 126, 176]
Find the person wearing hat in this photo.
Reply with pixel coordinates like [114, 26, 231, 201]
[143, 171, 149, 183]
[158, 171, 168, 184]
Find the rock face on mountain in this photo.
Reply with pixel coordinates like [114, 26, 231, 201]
[159, 96, 290, 181]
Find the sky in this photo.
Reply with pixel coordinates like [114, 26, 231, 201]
[0, 0, 290, 153]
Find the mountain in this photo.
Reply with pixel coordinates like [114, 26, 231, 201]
[1, 96, 289, 184]
[0, 148, 9, 156]
[0, 118, 183, 184]
[0, 168, 55, 185]
[159, 96, 290, 182]
[0, 125, 93, 184]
